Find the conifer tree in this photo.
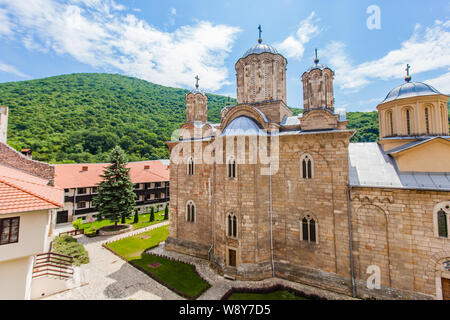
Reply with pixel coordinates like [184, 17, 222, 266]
[93, 146, 136, 227]
[133, 208, 139, 224]
[149, 206, 155, 222]
[164, 204, 169, 220]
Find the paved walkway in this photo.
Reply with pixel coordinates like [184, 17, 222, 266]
[149, 244, 356, 300]
[44, 221, 181, 300]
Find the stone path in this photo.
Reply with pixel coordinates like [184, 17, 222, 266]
[149, 244, 356, 300]
[44, 221, 181, 300]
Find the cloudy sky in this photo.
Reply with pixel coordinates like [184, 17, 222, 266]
[0, 0, 449, 112]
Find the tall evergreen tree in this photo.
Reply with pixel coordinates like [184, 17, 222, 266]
[133, 208, 139, 224]
[149, 206, 155, 222]
[164, 204, 169, 220]
[93, 146, 136, 227]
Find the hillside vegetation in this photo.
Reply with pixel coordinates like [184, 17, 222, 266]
[0, 73, 421, 163]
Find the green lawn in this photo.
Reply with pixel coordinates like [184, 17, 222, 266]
[79, 210, 166, 235]
[227, 290, 309, 300]
[106, 225, 210, 299]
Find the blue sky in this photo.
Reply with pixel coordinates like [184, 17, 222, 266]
[0, 0, 449, 112]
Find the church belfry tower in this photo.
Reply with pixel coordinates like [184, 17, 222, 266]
[301, 49, 335, 112]
[186, 75, 208, 123]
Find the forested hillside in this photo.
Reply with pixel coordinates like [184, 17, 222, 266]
[0, 73, 435, 163]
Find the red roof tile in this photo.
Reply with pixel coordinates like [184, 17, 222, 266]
[0, 164, 64, 214]
[54, 160, 169, 189]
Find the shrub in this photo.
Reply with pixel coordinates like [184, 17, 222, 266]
[52, 235, 90, 266]
[149, 206, 155, 222]
[133, 208, 139, 224]
[72, 218, 83, 230]
[164, 204, 169, 220]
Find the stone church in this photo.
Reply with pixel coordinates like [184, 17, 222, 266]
[165, 33, 450, 300]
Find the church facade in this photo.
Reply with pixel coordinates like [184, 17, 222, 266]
[165, 35, 450, 300]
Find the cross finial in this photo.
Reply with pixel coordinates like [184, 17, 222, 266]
[314, 48, 319, 64]
[258, 25, 262, 44]
[405, 64, 411, 82]
[195, 75, 200, 89]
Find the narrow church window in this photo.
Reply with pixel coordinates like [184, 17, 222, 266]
[227, 156, 236, 178]
[227, 213, 237, 238]
[438, 209, 448, 238]
[387, 111, 394, 136]
[187, 157, 194, 175]
[406, 109, 411, 135]
[301, 215, 318, 244]
[425, 107, 430, 134]
[301, 154, 313, 179]
[186, 201, 195, 222]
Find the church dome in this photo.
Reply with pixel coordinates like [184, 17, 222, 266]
[242, 43, 279, 59]
[306, 63, 333, 73]
[221, 116, 266, 136]
[382, 81, 443, 103]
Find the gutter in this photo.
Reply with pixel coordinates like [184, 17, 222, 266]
[347, 184, 356, 297]
[208, 164, 216, 261]
[269, 158, 275, 277]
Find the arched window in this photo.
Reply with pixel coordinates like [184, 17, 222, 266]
[186, 201, 195, 222]
[434, 202, 450, 239]
[301, 214, 318, 243]
[300, 154, 313, 179]
[227, 213, 237, 238]
[425, 107, 430, 134]
[187, 157, 194, 175]
[227, 156, 236, 179]
[406, 109, 411, 135]
[386, 110, 394, 136]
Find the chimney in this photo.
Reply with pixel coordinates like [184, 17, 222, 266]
[144, 165, 150, 170]
[0, 106, 8, 144]
[81, 166, 88, 172]
[21, 149, 32, 160]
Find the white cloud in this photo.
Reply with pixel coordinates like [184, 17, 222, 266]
[0, 8, 13, 36]
[426, 69, 450, 94]
[323, 20, 450, 91]
[274, 12, 321, 61]
[0, 0, 240, 91]
[0, 62, 28, 77]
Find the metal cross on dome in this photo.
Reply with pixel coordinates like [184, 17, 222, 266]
[258, 25, 262, 43]
[195, 75, 200, 89]
[405, 64, 411, 82]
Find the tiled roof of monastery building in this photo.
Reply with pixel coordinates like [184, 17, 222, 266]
[54, 160, 170, 189]
[0, 164, 64, 214]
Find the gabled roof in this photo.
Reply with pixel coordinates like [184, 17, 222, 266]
[0, 164, 64, 214]
[54, 160, 169, 189]
[386, 137, 450, 155]
[349, 142, 450, 191]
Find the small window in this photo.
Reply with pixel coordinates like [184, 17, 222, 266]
[406, 109, 411, 135]
[134, 183, 141, 189]
[187, 157, 194, 175]
[0, 217, 20, 245]
[227, 156, 236, 178]
[77, 188, 87, 195]
[438, 209, 448, 238]
[301, 214, 318, 244]
[186, 201, 195, 222]
[227, 213, 238, 238]
[91, 187, 98, 194]
[77, 201, 87, 209]
[300, 154, 313, 179]
[425, 107, 430, 134]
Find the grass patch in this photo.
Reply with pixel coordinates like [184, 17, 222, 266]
[79, 210, 166, 236]
[228, 290, 309, 300]
[106, 225, 210, 299]
[52, 235, 89, 266]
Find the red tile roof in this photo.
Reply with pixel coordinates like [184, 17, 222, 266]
[0, 164, 64, 214]
[54, 160, 170, 189]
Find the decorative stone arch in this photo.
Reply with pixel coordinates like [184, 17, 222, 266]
[422, 103, 434, 134]
[219, 105, 268, 131]
[186, 200, 196, 222]
[226, 155, 236, 179]
[433, 201, 450, 239]
[401, 105, 415, 135]
[186, 156, 194, 175]
[354, 203, 392, 287]
[424, 251, 450, 299]
[299, 153, 314, 179]
[225, 210, 238, 239]
[286, 149, 331, 178]
[299, 212, 319, 244]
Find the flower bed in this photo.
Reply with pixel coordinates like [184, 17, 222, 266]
[98, 224, 132, 236]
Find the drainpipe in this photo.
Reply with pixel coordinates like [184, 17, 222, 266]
[269, 158, 274, 277]
[347, 184, 356, 297]
[208, 163, 215, 261]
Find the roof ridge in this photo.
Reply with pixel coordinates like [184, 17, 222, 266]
[0, 176, 62, 208]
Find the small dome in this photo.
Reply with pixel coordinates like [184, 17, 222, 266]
[306, 63, 333, 73]
[382, 81, 442, 103]
[221, 116, 266, 136]
[242, 43, 279, 59]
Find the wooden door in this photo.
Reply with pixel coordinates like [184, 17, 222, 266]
[442, 278, 450, 300]
[228, 249, 236, 267]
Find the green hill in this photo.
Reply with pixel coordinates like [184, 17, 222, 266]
[0, 73, 381, 163]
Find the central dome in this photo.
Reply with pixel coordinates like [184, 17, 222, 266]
[382, 81, 442, 103]
[242, 43, 279, 58]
